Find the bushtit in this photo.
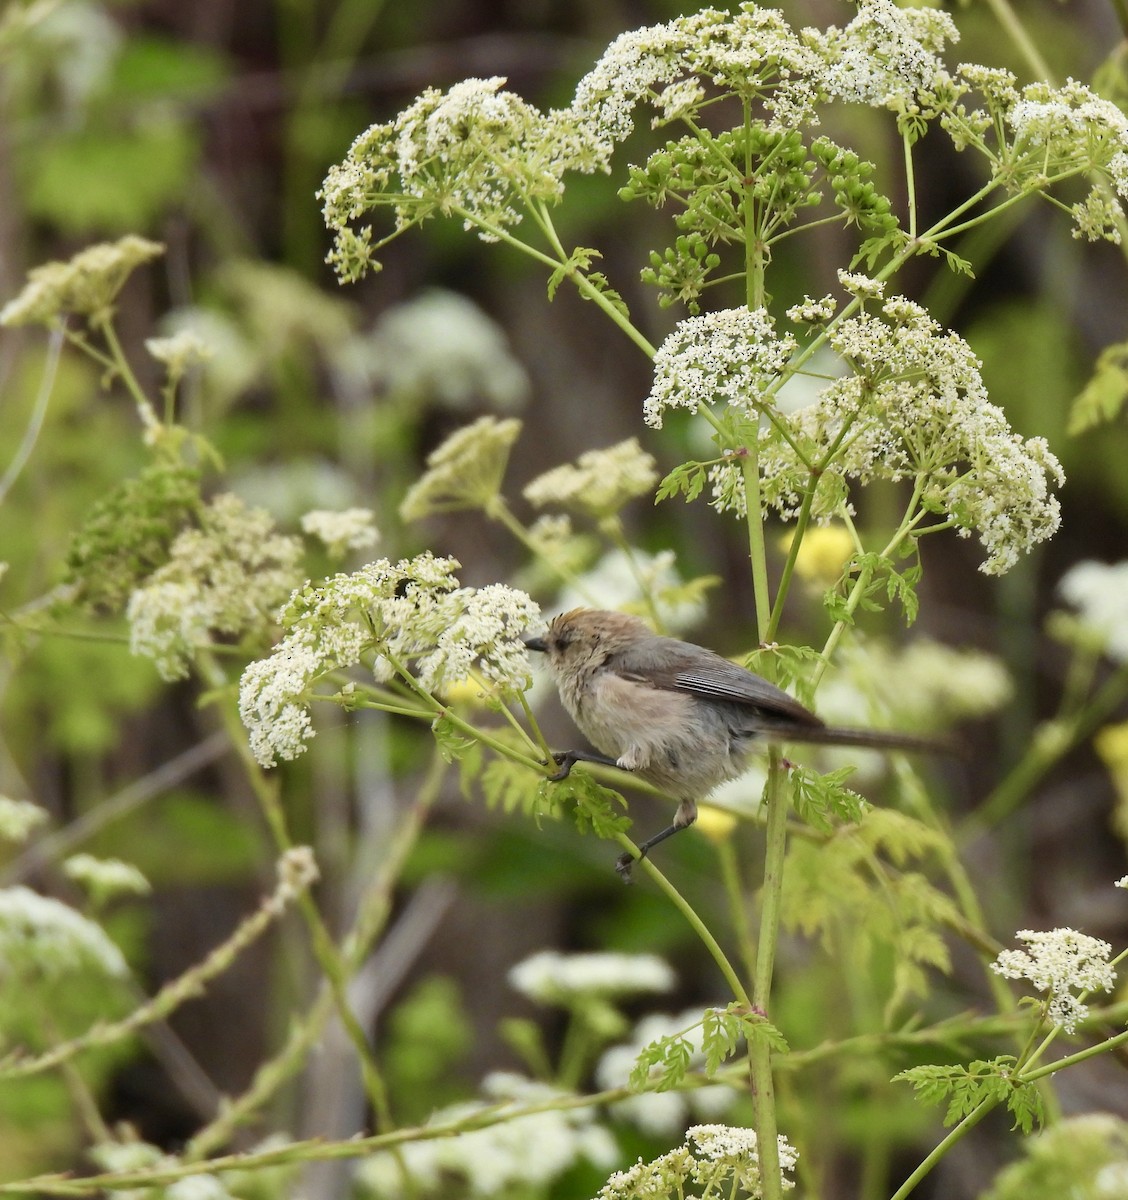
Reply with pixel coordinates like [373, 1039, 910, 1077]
[524, 608, 942, 878]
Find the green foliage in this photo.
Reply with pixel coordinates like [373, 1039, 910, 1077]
[385, 976, 474, 1121]
[63, 460, 202, 612]
[789, 764, 866, 833]
[894, 1057, 1045, 1134]
[1069, 339, 1128, 434]
[655, 460, 713, 504]
[824, 550, 922, 627]
[18, 38, 227, 234]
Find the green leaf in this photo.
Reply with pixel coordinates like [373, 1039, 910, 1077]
[1068, 339, 1128, 433]
[656, 462, 710, 504]
[790, 764, 866, 832]
[547, 246, 601, 301]
[546, 770, 630, 839]
[629, 1032, 694, 1092]
[893, 1058, 1045, 1133]
[431, 713, 476, 764]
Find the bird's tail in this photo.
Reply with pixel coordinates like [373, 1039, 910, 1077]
[759, 723, 953, 756]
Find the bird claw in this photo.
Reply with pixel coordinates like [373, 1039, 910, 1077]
[614, 850, 637, 883]
[546, 751, 576, 782]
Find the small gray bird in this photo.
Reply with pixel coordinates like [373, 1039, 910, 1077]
[524, 608, 942, 878]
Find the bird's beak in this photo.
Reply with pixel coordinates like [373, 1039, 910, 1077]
[523, 634, 548, 652]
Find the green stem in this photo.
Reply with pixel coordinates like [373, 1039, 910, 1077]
[626, 843, 753, 1010]
[749, 746, 787, 1200]
[981, 0, 1054, 78]
[903, 128, 918, 241]
[717, 837, 757, 982]
[740, 452, 772, 642]
[96, 315, 161, 433]
[458, 205, 657, 359]
[960, 663, 1128, 840]
[887, 1098, 996, 1200]
[201, 654, 396, 1132]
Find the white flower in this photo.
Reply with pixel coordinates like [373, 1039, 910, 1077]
[145, 330, 213, 377]
[741, 297, 1064, 574]
[0, 886, 129, 980]
[127, 493, 304, 681]
[509, 950, 675, 1004]
[593, 1123, 797, 1200]
[645, 308, 797, 429]
[991, 928, 1115, 1033]
[523, 439, 658, 517]
[399, 416, 521, 521]
[300, 508, 380, 558]
[0, 796, 48, 843]
[239, 554, 540, 766]
[786, 294, 838, 324]
[596, 1007, 738, 1136]
[63, 855, 150, 904]
[356, 1072, 617, 1198]
[0, 235, 164, 326]
[836, 269, 885, 300]
[814, 0, 958, 109]
[1058, 560, 1128, 663]
[367, 289, 529, 411]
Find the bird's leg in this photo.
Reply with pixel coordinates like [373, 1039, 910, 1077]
[546, 749, 621, 782]
[616, 798, 698, 882]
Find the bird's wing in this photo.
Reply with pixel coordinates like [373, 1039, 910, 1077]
[610, 637, 824, 728]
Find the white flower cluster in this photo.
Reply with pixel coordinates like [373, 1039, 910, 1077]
[509, 949, 675, 1004]
[357, 1072, 618, 1198]
[991, 928, 1116, 1033]
[817, 637, 1012, 734]
[523, 438, 658, 518]
[400, 416, 521, 521]
[740, 296, 1063, 574]
[0, 235, 164, 326]
[368, 289, 530, 411]
[813, 1, 957, 108]
[596, 1008, 738, 1136]
[0, 885, 129, 981]
[645, 307, 797, 429]
[1058, 560, 1128, 663]
[322, 2, 971, 278]
[63, 854, 151, 904]
[785, 294, 837, 325]
[300, 507, 379, 558]
[145, 330, 213, 378]
[595, 1124, 797, 1200]
[0, 796, 48, 844]
[127, 493, 304, 681]
[238, 553, 540, 766]
[321, 76, 593, 272]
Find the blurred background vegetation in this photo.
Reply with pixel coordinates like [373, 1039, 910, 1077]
[2, 0, 1128, 1196]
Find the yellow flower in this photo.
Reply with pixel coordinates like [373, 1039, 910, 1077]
[780, 525, 855, 586]
[695, 803, 739, 845]
[1095, 721, 1128, 842]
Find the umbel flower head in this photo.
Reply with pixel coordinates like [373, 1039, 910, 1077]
[703, 296, 1063, 575]
[523, 438, 658, 519]
[320, 1, 961, 281]
[400, 416, 521, 521]
[0, 235, 164, 326]
[594, 1124, 798, 1200]
[127, 493, 305, 681]
[239, 553, 540, 767]
[991, 927, 1116, 1033]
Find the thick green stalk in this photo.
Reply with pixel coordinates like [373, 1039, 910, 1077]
[749, 747, 787, 1200]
